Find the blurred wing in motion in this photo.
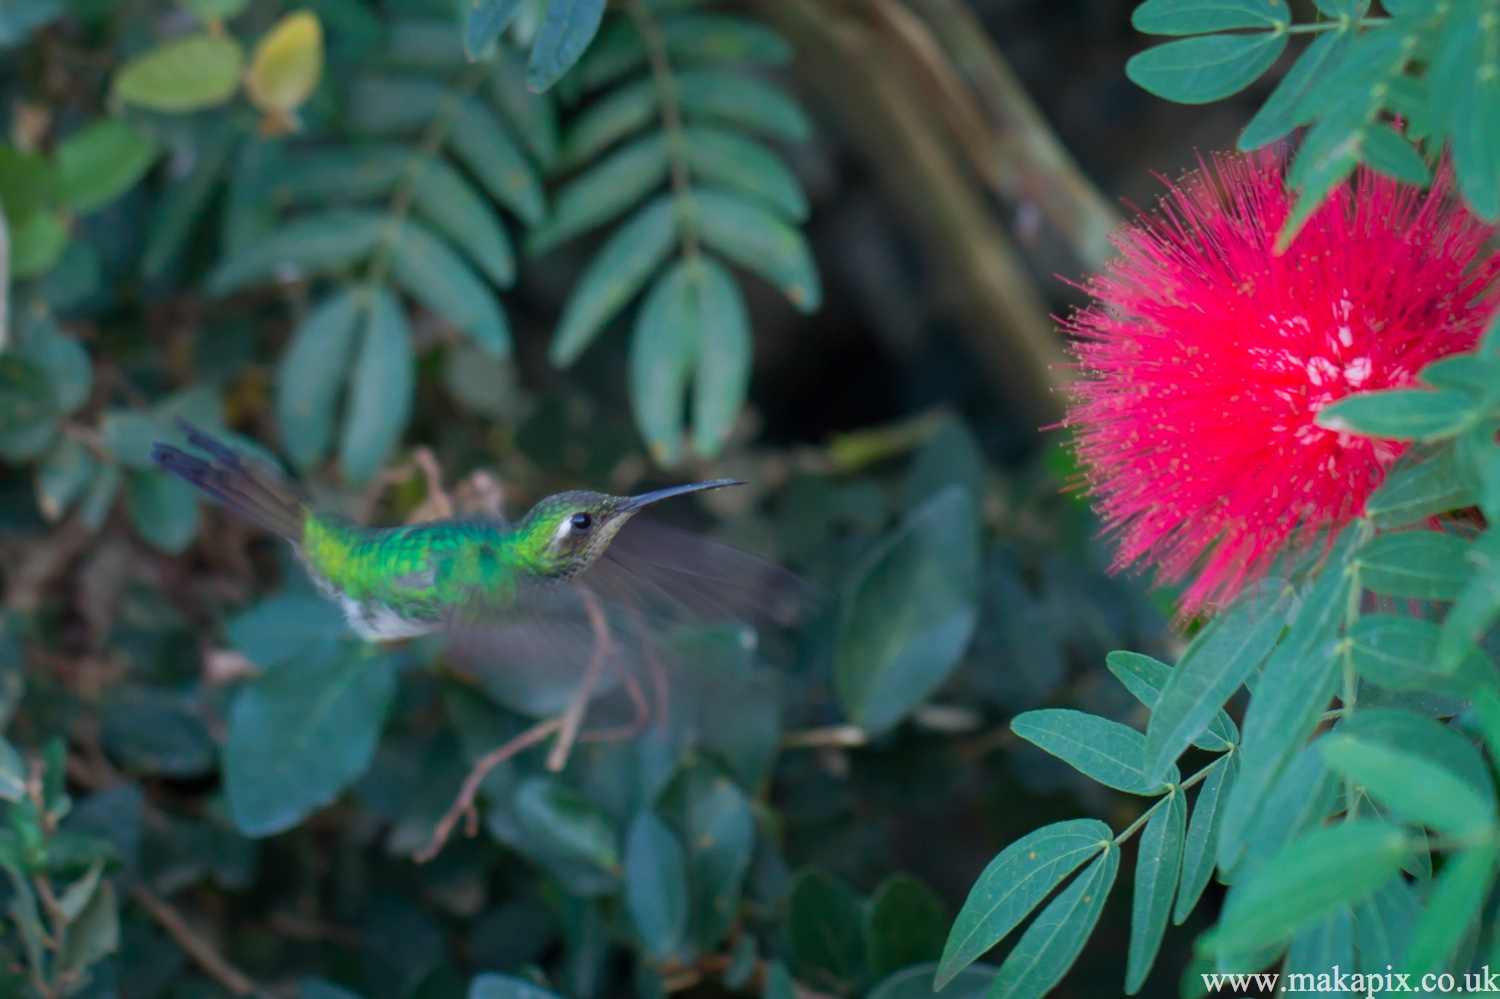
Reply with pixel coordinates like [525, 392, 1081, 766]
[587, 518, 817, 627]
[440, 517, 818, 724]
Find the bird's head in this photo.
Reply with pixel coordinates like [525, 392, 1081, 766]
[515, 479, 744, 579]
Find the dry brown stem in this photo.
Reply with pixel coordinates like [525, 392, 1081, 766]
[411, 716, 563, 864]
[753, 0, 1071, 419]
[131, 884, 271, 999]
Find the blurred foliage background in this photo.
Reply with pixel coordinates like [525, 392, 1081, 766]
[0, 1, 1329, 999]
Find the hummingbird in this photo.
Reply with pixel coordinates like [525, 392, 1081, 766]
[150, 422, 809, 684]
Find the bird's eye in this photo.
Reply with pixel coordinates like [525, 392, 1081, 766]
[571, 512, 592, 531]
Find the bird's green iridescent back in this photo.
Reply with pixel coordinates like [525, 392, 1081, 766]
[299, 512, 534, 625]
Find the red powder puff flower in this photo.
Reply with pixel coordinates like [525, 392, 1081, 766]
[1065, 150, 1500, 614]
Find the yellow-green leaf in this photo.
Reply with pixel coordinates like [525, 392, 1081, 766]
[246, 10, 324, 119]
[115, 34, 245, 112]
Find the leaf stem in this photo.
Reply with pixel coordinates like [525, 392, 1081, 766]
[1285, 17, 1389, 34]
[1112, 749, 1229, 845]
[364, 64, 492, 292]
[631, 0, 701, 264]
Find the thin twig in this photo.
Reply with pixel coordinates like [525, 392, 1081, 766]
[631, 0, 701, 263]
[412, 716, 563, 864]
[546, 586, 613, 771]
[781, 725, 868, 748]
[131, 883, 270, 999]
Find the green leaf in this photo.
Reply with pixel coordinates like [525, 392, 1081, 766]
[1277, 106, 1364, 250]
[348, 76, 447, 135]
[142, 118, 240, 279]
[624, 811, 689, 961]
[1366, 441, 1474, 529]
[1286, 908, 1353, 985]
[1340, 708, 1496, 806]
[1126, 787, 1185, 994]
[225, 591, 343, 669]
[1143, 591, 1280, 779]
[1126, 32, 1287, 104]
[1239, 28, 1356, 149]
[660, 13, 791, 64]
[274, 147, 408, 205]
[1106, 651, 1237, 751]
[1012, 709, 1176, 795]
[550, 196, 678, 366]
[1219, 552, 1352, 873]
[1204, 823, 1408, 955]
[1443, 5, 1500, 221]
[1316, 389, 1475, 442]
[835, 485, 979, 734]
[1402, 840, 1499, 973]
[414, 157, 519, 288]
[902, 418, 986, 512]
[224, 642, 397, 836]
[449, 99, 546, 227]
[207, 211, 385, 294]
[676, 69, 811, 141]
[1351, 877, 1418, 970]
[1361, 126, 1432, 185]
[442, 342, 523, 420]
[35, 441, 96, 525]
[1321, 734, 1495, 836]
[490, 49, 560, 166]
[863, 874, 946, 980]
[390, 219, 511, 356]
[101, 684, 215, 776]
[1421, 352, 1500, 396]
[787, 868, 867, 994]
[629, 260, 697, 467]
[991, 844, 1119, 999]
[688, 256, 750, 460]
[1132, 0, 1291, 34]
[867, 964, 996, 999]
[527, 0, 608, 92]
[1439, 543, 1500, 671]
[658, 763, 754, 950]
[558, 78, 659, 170]
[0, 354, 52, 436]
[78, 464, 120, 530]
[464, 0, 525, 60]
[338, 287, 414, 484]
[58, 877, 117, 972]
[763, 961, 796, 999]
[527, 132, 668, 257]
[114, 33, 244, 112]
[387, 19, 466, 70]
[10, 212, 70, 280]
[126, 470, 200, 554]
[0, 735, 26, 802]
[682, 127, 808, 221]
[469, 973, 566, 999]
[1242, 740, 1339, 873]
[691, 189, 820, 312]
[56, 858, 104, 922]
[56, 118, 158, 215]
[516, 777, 621, 873]
[937, 819, 1112, 989]
[1174, 752, 1236, 925]
[1356, 530, 1472, 600]
[276, 288, 362, 471]
[1349, 615, 1498, 698]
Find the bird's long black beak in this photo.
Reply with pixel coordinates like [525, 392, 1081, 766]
[618, 478, 745, 513]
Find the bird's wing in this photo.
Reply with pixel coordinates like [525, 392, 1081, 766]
[438, 517, 818, 720]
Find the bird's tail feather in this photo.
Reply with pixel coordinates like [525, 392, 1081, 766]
[151, 421, 308, 541]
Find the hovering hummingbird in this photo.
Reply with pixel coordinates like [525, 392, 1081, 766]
[150, 422, 809, 678]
